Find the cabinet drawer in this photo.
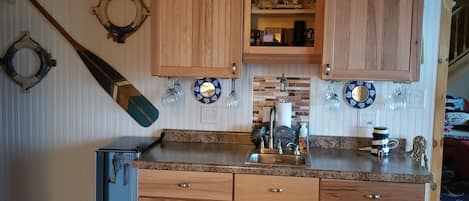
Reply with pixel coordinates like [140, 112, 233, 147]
[320, 179, 425, 201]
[139, 170, 233, 201]
[234, 174, 319, 201]
[140, 197, 207, 201]
[140, 197, 196, 201]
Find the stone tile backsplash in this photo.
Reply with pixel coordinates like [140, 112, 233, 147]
[252, 76, 311, 127]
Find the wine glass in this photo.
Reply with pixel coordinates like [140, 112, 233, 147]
[161, 78, 184, 105]
[324, 82, 340, 111]
[225, 78, 240, 108]
[387, 83, 407, 111]
[173, 79, 184, 100]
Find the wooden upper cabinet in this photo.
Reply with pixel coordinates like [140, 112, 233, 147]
[322, 0, 423, 81]
[243, 0, 325, 64]
[151, 0, 242, 78]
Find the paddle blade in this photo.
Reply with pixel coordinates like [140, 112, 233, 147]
[128, 96, 159, 127]
[77, 49, 159, 127]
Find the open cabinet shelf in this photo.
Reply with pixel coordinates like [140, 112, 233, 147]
[243, 0, 324, 64]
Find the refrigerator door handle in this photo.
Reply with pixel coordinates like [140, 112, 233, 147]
[123, 163, 129, 186]
[109, 153, 123, 184]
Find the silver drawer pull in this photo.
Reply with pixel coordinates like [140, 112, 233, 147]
[270, 188, 284, 193]
[365, 194, 381, 199]
[177, 183, 192, 188]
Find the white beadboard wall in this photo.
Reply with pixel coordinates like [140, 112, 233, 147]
[0, 0, 441, 201]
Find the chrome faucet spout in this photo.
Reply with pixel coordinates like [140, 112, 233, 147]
[269, 106, 276, 149]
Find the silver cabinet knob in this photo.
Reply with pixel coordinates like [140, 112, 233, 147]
[325, 64, 331, 76]
[270, 188, 284, 193]
[232, 63, 237, 75]
[365, 194, 381, 199]
[177, 183, 192, 188]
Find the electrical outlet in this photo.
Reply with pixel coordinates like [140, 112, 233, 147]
[200, 105, 218, 124]
[358, 111, 378, 128]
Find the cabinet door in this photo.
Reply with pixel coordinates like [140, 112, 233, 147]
[140, 197, 190, 201]
[139, 169, 233, 201]
[234, 174, 319, 201]
[322, 0, 423, 81]
[151, 0, 242, 78]
[140, 197, 217, 201]
[320, 179, 425, 201]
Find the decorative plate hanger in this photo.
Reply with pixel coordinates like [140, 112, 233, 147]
[344, 81, 376, 109]
[193, 78, 222, 104]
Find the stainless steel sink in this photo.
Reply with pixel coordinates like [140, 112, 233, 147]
[244, 149, 307, 166]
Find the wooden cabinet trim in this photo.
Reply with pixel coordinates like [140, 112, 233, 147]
[243, 53, 322, 64]
[409, 0, 424, 81]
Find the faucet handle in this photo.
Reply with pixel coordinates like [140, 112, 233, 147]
[294, 145, 301, 156]
[286, 142, 296, 151]
[277, 140, 283, 155]
[260, 137, 265, 149]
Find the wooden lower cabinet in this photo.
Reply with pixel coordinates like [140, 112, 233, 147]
[138, 170, 233, 201]
[320, 179, 425, 201]
[138, 170, 424, 201]
[234, 174, 319, 201]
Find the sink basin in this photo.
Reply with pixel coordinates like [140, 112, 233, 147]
[244, 150, 307, 166]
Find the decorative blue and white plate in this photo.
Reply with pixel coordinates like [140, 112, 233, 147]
[344, 81, 376, 109]
[193, 78, 222, 104]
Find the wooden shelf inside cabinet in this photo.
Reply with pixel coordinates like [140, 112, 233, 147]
[243, 0, 324, 64]
[251, 8, 316, 15]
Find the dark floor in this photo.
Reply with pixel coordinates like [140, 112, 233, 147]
[441, 168, 469, 201]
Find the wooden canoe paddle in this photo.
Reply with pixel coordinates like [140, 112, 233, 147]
[30, 0, 159, 127]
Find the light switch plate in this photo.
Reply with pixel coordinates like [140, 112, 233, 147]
[358, 110, 378, 128]
[200, 105, 218, 124]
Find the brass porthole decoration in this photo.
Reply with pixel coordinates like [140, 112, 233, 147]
[92, 0, 150, 43]
[0, 32, 56, 91]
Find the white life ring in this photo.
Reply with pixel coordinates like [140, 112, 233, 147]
[92, 0, 150, 43]
[1, 32, 56, 90]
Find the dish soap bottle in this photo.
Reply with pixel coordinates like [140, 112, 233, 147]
[298, 122, 309, 153]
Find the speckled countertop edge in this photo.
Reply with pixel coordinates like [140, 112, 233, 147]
[134, 160, 431, 184]
[134, 129, 432, 184]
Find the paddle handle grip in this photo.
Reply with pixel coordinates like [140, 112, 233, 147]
[29, 0, 82, 49]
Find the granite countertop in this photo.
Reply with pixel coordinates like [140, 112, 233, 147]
[134, 129, 432, 184]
